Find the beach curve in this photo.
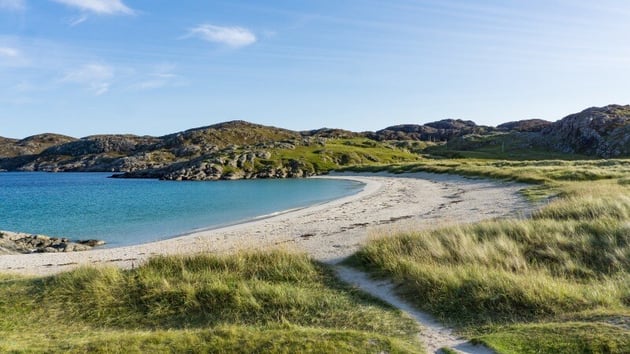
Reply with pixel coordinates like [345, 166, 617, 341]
[0, 172, 533, 276]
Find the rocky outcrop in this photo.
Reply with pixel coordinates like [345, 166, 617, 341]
[542, 105, 630, 157]
[498, 119, 552, 132]
[372, 119, 495, 141]
[160, 120, 301, 150]
[0, 230, 106, 254]
[0, 134, 77, 158]
[301, 128, 361, 139]
[42, 135, 159, 157]
[112, 146, 316, 181]
[0, 121, 309, 174]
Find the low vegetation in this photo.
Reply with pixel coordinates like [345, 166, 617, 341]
[348, 159, 630, 353]
[268, 137, 422, 173]
[0, 251, 421, 353]
[2, 146, 629, 352]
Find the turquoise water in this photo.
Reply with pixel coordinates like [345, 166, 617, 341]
[0, 173, 362, 247]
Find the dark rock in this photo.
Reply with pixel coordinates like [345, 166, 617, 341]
[372, 119, 495, 142]
[542, 105, 630, 157]
[77, 239, 106, 247]
[498, 119, 552, 132]
[0, 230, 103, 254]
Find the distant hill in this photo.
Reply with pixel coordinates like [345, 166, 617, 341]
[497, 119, 552, 132]
[1, 105, 628, 179]
[0, 133, 76, 158]
[541, 105, 630, 157]
[370, 119, 496, 141]
[0, 121, 420, 180]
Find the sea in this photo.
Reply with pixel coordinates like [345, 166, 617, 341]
[0, 172, 363, 247]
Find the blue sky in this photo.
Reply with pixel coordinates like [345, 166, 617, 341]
[1, 0, 629, 138]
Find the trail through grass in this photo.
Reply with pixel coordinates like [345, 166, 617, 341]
[348, 159, 630, 353]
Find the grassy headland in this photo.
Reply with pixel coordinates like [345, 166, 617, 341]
[347, 159, 630, 353]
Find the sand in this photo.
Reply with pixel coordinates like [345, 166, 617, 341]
[335, 265, 495, 354]
[0, 172, 534, 276]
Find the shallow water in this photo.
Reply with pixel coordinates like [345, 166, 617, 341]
[0, 173, 362, 247]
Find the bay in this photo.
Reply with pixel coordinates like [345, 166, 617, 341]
[0, 173, 362, 247]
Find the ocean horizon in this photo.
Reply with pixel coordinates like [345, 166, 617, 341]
[0, 172, 363, 247]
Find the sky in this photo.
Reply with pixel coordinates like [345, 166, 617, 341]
[1, 0, 630, 138]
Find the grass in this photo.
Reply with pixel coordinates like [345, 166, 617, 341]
[0, 327, 419, 353]
[268, 137, 422, 174]
[476, 322, 630, 354]
[347, 159, 630, 353]
[343, 158, 630, 184]
[423, 133, 594, 160]
[0, 251, 422, 353]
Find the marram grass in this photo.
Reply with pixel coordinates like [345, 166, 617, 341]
[348, 160, 630, 353]
[0, 251, 422, 353]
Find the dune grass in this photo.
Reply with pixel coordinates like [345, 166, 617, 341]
[347, 160, 630, 353]
[0, 251, 422, 353]
[342, 158, 630, 183]
[476, 322, 629, 354]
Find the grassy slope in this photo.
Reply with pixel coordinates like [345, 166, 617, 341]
[253, 137, 422, 175]
[347, 159, 630, 353]
[0, 251, 422, 353]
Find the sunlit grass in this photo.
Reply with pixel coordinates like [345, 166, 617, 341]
[348, 160, 630, 353]
[0, 251, 422, 353]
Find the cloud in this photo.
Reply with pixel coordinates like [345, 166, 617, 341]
[130, 63, 185, 91]
[52, 0, 134, 15]
[68, 14, 88, 26]
[0, 0, 26, 11]
[0, 46, 19, 57]
[185, 24, 257, 48]
[0, 46, 28, 67]
[62, 63, 113, 95]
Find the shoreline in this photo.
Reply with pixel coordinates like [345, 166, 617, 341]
[151, 177, 370, 247]
[0, 172, 533, 276]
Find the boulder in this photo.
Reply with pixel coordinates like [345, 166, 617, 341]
[0, 230, 105, 254]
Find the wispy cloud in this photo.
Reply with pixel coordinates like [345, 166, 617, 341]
[130, 63, 185, 91]
[185, 24, 257, 48]
[0, 0, 25, 11]
[62, 63, 113, 95]
[68, 14, 88, 26]
[52, 0, 134, 15]
[0, 46, 20, 57]
[0, 45, 29, 67]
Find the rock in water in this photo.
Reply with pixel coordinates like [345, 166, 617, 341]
[77, 239, 107, 247]
[0, 230, 105, 254]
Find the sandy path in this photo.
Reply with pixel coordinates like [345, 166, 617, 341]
[336, 266, 494, 354]
[0, 172, 532, 276]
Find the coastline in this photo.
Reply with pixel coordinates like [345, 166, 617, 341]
[163, 178, 368, 244]
[0, 172, 534, 276]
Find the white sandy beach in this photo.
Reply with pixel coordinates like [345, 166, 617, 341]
[0, 172, 534, 276]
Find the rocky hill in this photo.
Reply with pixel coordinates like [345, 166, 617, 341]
[0, 121, 420, 180]
[541, 105, 630, 157]
[497, 119, 552, 132]
[370, 119, 496, 141]
[0, 133, 76, 158]
[1, 105, 628, 179]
